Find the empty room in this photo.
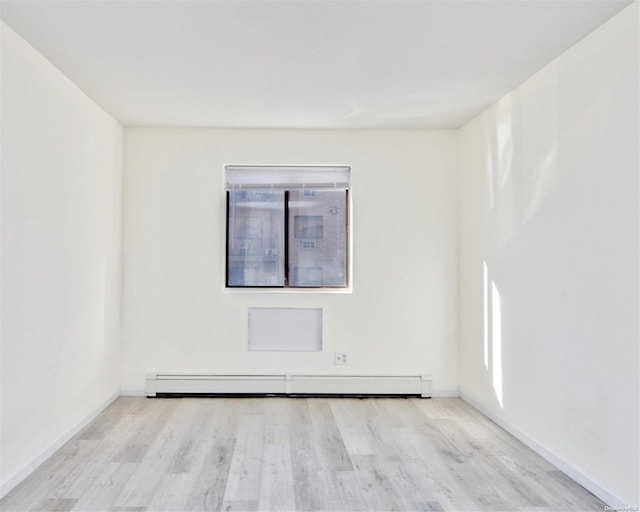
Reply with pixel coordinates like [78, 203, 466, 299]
[0, 0, 638, 511]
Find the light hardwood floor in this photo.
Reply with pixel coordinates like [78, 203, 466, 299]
[0, 397, 607, 512]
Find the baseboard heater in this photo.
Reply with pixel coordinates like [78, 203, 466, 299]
[145, 373, 432, 398]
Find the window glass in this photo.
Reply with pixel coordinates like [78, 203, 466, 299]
[288, 190, 347, 287]
[225, 166, 349, 289]
[227, 190, 285, 286]
[294, 216, 323, 239]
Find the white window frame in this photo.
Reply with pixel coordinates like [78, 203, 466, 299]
[223, 165, 352, 293]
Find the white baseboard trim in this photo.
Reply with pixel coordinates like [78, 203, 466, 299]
[145, 373, 433, 398]
[124, 386, 459, 399]
[0, 391, 119, 500]
[124, 386, 455, 399]
[460, 392, 628, 509]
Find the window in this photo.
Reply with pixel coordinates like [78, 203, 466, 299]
[294, 215, 323, 239]
[225, 166, 349, 288]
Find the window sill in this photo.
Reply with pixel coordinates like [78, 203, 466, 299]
[223, 286, 352, 294]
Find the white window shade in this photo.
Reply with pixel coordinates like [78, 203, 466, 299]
[225, 165, 350, 190]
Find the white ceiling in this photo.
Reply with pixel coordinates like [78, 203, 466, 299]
[0, 0, 632, 129]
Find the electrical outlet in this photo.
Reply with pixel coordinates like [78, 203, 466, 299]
[334, 352, 348, 365]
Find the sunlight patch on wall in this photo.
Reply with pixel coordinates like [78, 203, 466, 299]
[491, 281, 503, 408]
[483, 116, 496, 210]
[496, 95, 514, 191]
[520, 63, 560, 224]
[483, 261, 490, 370]
[524, 145, 558, 223]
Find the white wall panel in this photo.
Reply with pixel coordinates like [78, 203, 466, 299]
[0, 22, 123, 494]
[458, 4, 639, 506]
[120, 128, 459, 392]
[248, 308, 322, 351]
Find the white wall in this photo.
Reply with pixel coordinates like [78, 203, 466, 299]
[121, 128, 459, 394]
[0, 23, 123, 495]
[458, 4, 638, 507]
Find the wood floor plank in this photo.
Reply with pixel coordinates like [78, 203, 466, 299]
[145, 473, 192, 511]
[348, 454, 418, 511]
[69, 463, 138, 512]
[0, 439, 101, 509]
[29, 498, 77, 512]
[308, 401, 353, 472]
[111, 400, 189, 509]
[222, 414, 265, 503]
[387, 425, 479, 511]
[176, 398, 236, 511]
[182, 437, 236, 511]
[415, 501, 446, 512]
[257, 425, 296, 511]
[219, 500, 259, 511]
[0, 397, 609, 512]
